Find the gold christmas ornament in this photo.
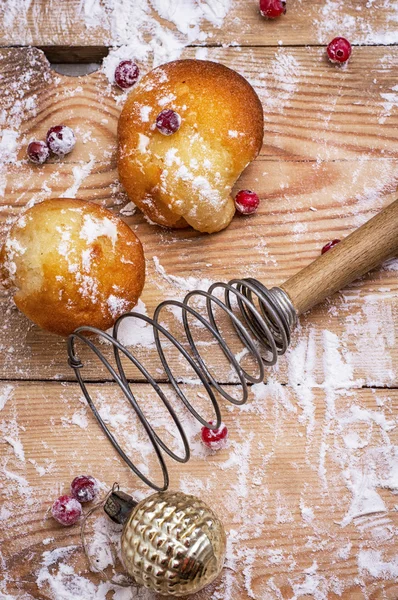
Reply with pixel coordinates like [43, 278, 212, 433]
[103, 486, 227, 596]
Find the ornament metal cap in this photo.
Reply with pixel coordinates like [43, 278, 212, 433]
[104, 487, 137, 525]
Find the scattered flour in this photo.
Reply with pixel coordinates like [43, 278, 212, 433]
[79, 0, 233, 81]
[60, 155, 96, 198]
[314, 0, 398, 45]
[0, 386, 13, 411]
[358, 549, 398, 579]
[153, 255, 215, 292]
[107, 298, 155, 347]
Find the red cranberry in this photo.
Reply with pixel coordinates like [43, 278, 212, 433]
[260, 0, 286, 19]
[71, 475, 99, 503]
[27, 140, 49, 164]
[327, 37, 352, 64]
[201, 421, 228, 450]
[114, 60, 140, 89]
[235, 190, 260, 215]
[51, 495, 82, 526]
[321, 239, 341, 254]
[46, 125, 76, 157]
[156, 110, 181, 136]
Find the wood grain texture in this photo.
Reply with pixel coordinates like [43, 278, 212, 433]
[1, 382, 398, 599]
[0, 0, 397, 52]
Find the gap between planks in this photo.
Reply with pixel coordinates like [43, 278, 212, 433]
[0, 378, 397, 391]
[1, 42, 394, 64]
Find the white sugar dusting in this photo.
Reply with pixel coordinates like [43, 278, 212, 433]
[80, 214, 119, 247]
[106, 298, 155, 347]
[86, 0, 233, 81]
[0, 130, 19, 164]
[60, 155, 95, 198]
[314, 0, 398, 45]
[0, 386, 13, 411]
[153, 255, 215, 292]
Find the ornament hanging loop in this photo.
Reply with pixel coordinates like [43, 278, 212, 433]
[80, 482, 136, 588]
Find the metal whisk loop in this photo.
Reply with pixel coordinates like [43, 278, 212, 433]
[68, 278, 296, 490]
[228, 279, 293, 360]
[68, 328, 171, 491]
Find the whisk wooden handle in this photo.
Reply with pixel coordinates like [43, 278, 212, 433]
[280, 198, 398, 316]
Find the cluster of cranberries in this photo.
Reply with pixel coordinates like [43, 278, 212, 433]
[27, 125, 76, 165]
[51, 475, 99, 526]
[259, 2, 352, 64]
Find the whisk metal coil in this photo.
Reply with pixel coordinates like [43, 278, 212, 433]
[67, 278, 297, 491]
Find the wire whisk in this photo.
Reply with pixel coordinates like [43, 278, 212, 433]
[67, 278, 296, 491]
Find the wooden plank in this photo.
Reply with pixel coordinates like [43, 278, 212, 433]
[0, 0, 397, 52]
[0, 232, 397, 384]
[0, 47, 397, 383]
[1, 47, 398, 166]
[1, 382, 398, 599]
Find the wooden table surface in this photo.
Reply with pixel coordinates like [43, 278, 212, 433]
[0, 2, 397, 599]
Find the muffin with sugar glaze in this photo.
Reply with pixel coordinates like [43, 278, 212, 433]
[0, 198, 145, 336]
[118, 59, 264, 234]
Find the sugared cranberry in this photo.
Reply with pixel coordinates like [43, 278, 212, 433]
[51, 495, 82, 526]
[260, 0, 286, 19]
[27, 140, 50, 164]
[71, 475, 99, 503]
[114, 60, 140, 89]
[235, 190, 260, 215]
[321, 239, 341, 254]
[156, 110, 181, 136]
[327, 37, 352, 64]
[46, 125, 76, 157]
[201, 421, 228, 450]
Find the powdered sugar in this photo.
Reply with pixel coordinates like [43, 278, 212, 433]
[358, 549, 398, 579]
[0, 386, 13, 411]
[0, 130, 19, 164]
[314, 0, 398, 45]
[107, 298, 155, 347]
[60, 155, 95, 198]
[93, 0, 232, 82]
[153, 255, 215, 292]
[80, 214, 118, 247]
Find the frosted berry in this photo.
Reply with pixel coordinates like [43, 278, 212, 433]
[201, 421, 228, 450]
[260, 0, 286, 19]
[71, 475, 99, 503]
[156, 110, 181, 136]
[27, 140, 50, 164]
[321, 239, 341, 254]
[51, 495, 82, 526]
[327, 37, 352, 64]
[235, 190, 260, 215]
[114, 60, 140, 89]
[46, 125, 76, 157]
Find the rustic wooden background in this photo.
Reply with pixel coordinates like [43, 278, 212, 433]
[0, 1, 397, 599]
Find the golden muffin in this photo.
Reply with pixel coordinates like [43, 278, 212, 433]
[0, 199, 145, 336]
[118, 59, 264, 234]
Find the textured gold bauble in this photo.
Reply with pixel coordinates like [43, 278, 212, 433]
[120, 490, 226, 596]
